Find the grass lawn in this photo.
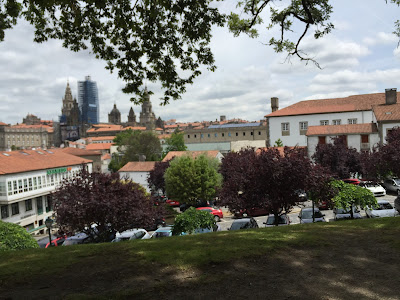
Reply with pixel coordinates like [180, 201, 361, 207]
[1, 217, 400, 299]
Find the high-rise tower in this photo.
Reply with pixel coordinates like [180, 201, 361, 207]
[78, 76, 99, 124]
[139, 87, 156, 129]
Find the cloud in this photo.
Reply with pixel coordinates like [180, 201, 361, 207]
[363, 32, 398, 46]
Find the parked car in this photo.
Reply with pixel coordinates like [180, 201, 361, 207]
[234, 207, 269, 218]
[151, 226, 174, 238]
[166, 199, 180, 207]
[196, 207, 224, 222]
[365, 200, 398, 218]
[382, 178, 400, 195]
[263, 214, 290, 227]
[359, 181, 386, 197]
[342, 178, 362, 185]
[112, 228, 151, 242]
[333, 207, 362, 220]
[179, 201, 210, 212]
[37, 234, 68, 248]
[298, 207, 326, 223]
[317, 200, 332, 210]
[229, 217, 259, 230]
[63, 232, 92, 246]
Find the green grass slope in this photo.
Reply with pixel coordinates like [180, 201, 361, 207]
[1, 217, 400, 299]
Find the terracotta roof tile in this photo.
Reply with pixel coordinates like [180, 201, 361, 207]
[101, 153, 112, 160]
[158, 134, 171, 139]
[88, 136, 116, 141]
[118, 161, 156, 172]
[124, 126, 146, 131]
[373, 103, 400, 121]
[0, 150, 92, 175]
[59, 147, 102, 156]
[162, 150, 221, 162]
[265, 92, 396, 117]
[0, 122, 8, 126]
[85, 143, 114, 150]
[306, 123, 378, 136]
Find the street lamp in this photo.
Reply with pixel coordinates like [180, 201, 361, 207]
[45, 217, 54, 246]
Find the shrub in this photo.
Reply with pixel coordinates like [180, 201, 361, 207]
[172, 207, 215, 235]
[0, 220, 39, 251]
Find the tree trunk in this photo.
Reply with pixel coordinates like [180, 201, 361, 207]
[350, 203, 354, 219]
[312, 200, 315, 223]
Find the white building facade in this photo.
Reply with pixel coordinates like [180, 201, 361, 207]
[118, 161, 156, 192]
[0, 150, 92, 234]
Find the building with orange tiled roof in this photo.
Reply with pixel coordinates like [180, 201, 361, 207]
[85, 142, 114, 154]
[0, 149, 93, 233]
[265, 89, 400, 150]
[118, 161, 157, 191]
[0, 122, 55, 151]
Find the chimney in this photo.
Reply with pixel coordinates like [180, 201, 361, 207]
[220, 115, 226, 122]
[271, 97, 279, 112]
[385, 88, 397, 105]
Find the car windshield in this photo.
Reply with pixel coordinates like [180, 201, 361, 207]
[394, 179, 400, 185]
[266, 215, 287, 225]
[363, 182, 380, 188]
[230, 221, 250, 230]
[153, 231, 171, 238]
[336, 207, 357, 214]
[375, 203, 393, 210]
[301, 210, 323, 219]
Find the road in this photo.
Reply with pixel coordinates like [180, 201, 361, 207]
[216, 194, 398, 231]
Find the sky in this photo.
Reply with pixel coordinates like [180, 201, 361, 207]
[1, 0, 400, 125]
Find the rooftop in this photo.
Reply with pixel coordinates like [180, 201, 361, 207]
[0, 150, 92, 175]
[373, 103, 400, 122]
[119, 161, 156, 172]
[59, 147, 102, 156]
[265, 92, 396, 117]
[85, 143, 114, 151]
[306, 123, 378, 136]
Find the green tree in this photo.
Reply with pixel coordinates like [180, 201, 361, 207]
[172, 207, 215, 236]
[0, 220, 39, 251]
[110, 130, 162, 171]
[164, 131, 187, 154]
[273, 139, 283, 147]
[122, 131, 162, 163]
[331, 180, 377, 219]
[165, 154, 222, 205]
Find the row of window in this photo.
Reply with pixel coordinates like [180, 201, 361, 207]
[282, 119, 358, 134]
[318, 134, 369, 145]
[187, 131, 263, 139]
[0, 197, 52, 219]
[1, 170, 79, 196]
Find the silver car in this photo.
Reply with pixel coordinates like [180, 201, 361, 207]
[382, 178, 400, 195]
[298, 207, 326, 223]
[365, 200, 397, 218]
[333, 207, 362, 220]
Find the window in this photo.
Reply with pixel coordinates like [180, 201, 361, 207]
[207, 134, 210, 138]
[236, 132, 238, 136]
[214, 133, 217, 137]
[228, 132, 231, 137]
[38, 176, 42, 188]
[33, 177, 37, 190]
[348, 118, 357, 124]
[201, 134, 203, 138]
[318, 136, 326, 144]
[13, 180, 17, 194]
[333, 119, 341, 125]
[320, 120, 329, 126]
[187, 135, 190, 138]
[25, 199, 32, 211]
[250, 132, 253, 136]
[299, 121, 308, 135]
[299, 122, 308, 130]
[45, 197, 52, 212]
[28, 178, 33, 191]
[7, 181, 12, 195]
[243, 132, 246, 136]
[11, 203, 19, 215]
[1, 205, 9, 219]
[194, 134, 197, 138]
[18, 180, 23, 193]
[0, 182, 5, 196]
[23, 179, 28, 192]
[36, 198, 43, 215]
[361, 135, 369, 143]
[281, 123, 290, 136]
[222, 133, 225, 137]
[258, 131, 261, 135]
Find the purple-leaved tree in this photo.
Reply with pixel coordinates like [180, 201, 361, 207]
[52, 167, 162, 242]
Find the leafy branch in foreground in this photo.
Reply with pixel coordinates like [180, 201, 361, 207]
[0, 0, 225, 104]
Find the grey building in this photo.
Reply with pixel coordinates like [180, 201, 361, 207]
[78, 76, 99, 124]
